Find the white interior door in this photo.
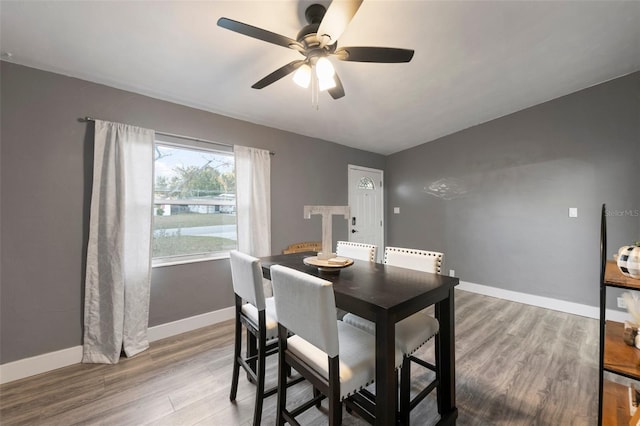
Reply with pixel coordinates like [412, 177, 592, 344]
[348, 165, 384, 263]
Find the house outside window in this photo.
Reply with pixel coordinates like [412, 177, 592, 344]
[153, 135, 236, 265]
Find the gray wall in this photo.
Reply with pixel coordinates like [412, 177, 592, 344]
[387, 72, 640, 307]
[0, 61, 385, 363]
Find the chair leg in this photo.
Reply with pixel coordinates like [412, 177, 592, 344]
[328, 356, 342, 426]
[276, 327, 288, 426]
[246, 330, 257, 383]
[229, 311, 242, 401]
[434, 333, 442, 415]
[400, 356, 411, 425]
[252, 333, 267, 426]
[313, 387, 322, 408]
[329, 396, 342, 426]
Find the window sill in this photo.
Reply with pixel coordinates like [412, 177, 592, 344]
[152, 252, 230, 268]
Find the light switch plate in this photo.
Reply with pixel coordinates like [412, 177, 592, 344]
[569, 207, 578, 218]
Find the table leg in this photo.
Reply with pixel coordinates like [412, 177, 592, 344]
[436, 288, 457, 424]
[375, 312, 396, 425]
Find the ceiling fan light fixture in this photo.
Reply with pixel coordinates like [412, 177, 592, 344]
[293, 64, 312, 88]
[315, 57, 335, 80]
[318, 76, 336, 92]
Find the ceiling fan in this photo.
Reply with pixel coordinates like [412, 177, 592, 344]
[217, 0, 414, 100]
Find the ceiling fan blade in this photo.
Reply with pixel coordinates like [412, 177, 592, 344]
[217, 17, 303, 50]
[317, 0, 364, 46]
[252, 60, 306, 89]
[334, 46, 414, 63]
[328, 72, 345, 100]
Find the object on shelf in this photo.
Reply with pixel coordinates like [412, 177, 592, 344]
[618, 244, 640, 279]
[624, 321, 638, 346]
[624, 294, 640, 324]
[631, 383, 639, 410]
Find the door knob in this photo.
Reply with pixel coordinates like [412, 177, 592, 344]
[351, 229, 358, 233]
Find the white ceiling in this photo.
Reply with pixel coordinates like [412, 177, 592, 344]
[1, 1, 639, 155]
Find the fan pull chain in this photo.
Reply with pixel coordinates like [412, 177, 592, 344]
[311, 66, 319, 110]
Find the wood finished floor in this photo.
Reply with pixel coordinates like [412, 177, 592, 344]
[0, 290, 599, 425]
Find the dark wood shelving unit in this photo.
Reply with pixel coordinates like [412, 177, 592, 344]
[599, 205, 640, 426]
[604, 320, 640, 380]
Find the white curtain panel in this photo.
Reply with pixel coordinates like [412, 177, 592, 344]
[82, 120, 154, 364]
[235, 145, 271, 257]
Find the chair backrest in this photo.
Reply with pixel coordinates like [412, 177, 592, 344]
[229, 250, 266, 310]
[271, 265, 339, 358]
[384, 246, 443, 274]
[282, 241, 322, 254]
[336, 241, 377, 262]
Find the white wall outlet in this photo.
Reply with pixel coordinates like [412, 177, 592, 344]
[393, 207, 400, 214]
[569, 207, 578, 218]
[449, 269, 455, 277]
[618, 297, 627, 309]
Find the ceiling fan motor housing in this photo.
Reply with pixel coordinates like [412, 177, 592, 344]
[297, 4, 335, 59]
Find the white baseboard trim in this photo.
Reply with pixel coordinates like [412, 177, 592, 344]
[147, 306, 235, 342]
[0, 306, 235, 385]
[0, 345, 83, 385]
[458, 280, 630, 322]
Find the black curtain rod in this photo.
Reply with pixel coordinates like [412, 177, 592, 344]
[80, 116, 275, 156]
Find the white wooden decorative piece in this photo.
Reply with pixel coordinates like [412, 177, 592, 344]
[303, 205, 350, 260]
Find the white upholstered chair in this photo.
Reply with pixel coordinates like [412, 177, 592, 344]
[383, 246, 443, 274]
[270, 265, 402, 425]
[342, 246, 444, 424]
[335, 241, 377, 320]
[228, 251, 302, 426]
[335, 241, 377, 262]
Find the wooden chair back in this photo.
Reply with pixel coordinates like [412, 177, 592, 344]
[282, 241, 322, 254]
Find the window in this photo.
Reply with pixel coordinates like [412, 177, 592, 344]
[153, 137, 236, 264]
[357, 176, 375, 190]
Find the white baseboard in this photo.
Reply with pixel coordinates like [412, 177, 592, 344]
[458, 280, 630, 322]
[0, 345, 84, 385]
[147, 306, 234, 342]
[0, 306, 235, 385]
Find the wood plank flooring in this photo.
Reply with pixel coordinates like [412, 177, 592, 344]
[0, 290, 600, 425]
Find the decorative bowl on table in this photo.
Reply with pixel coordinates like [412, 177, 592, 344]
[303, 256, 354, 273]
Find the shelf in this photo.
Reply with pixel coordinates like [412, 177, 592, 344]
[605, 260, 640, 290]
[599, 207, 640, 425]
[604, 321, 640, 380]
[602, 380, 631, 426]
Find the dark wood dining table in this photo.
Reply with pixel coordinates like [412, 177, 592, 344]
[260, 251, 459, 425]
